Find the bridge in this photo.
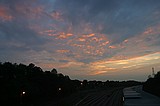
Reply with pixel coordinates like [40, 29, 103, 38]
[124, 86, 160, 106]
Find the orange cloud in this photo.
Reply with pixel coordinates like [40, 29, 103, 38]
[44, 30, 56, 33]
[108, 55, 132, 61]
[141, 25, 160, 37]
[88, 63, 117, 75]
[86, 33, 95, 37]
[78, 38, 86, 42]
[56, 49, 70, 53]
[56, 33, 73, 39]
[66, 33, 110, 56]
[123, 39, 128, 43]
[50, 10, 63, 21]
[143, 27, 154, 35]
[109, 45, 117, 49]
[0, 6, 13, 21]
[90, 70, 108, 75]
[15, 4, 44, 19]
[71, 44, 84, 48]
[92, 52, 160, 71]
[40, 28, 73, 39]
[91, 37, 100, 42]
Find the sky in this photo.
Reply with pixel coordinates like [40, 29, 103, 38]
[0, 0, 160, 81]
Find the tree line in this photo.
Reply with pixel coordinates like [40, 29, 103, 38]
[0, 62, 141, 106]
[143, 71, 160, 97]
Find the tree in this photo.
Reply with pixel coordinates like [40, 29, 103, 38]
[51, 68, 57, 74]
[154, 71, 160, 79]
[28, 63, 35, 69]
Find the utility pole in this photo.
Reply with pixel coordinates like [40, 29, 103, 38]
[152, 67, 155, 77]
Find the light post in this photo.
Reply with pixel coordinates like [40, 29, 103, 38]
[58, 87, 61, 91]
[22, 91, 25, 95]
[20, 90, 25, 105]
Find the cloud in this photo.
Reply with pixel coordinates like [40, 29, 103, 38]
[0, 21, 47, 51]
[52, 0, 160, 44]
[90, 52, 160, 71]
[0, 5, 13, 21]
[56, 49, 70, 54]
[0, 0, 160, 80]
[59, 60, 69, 63]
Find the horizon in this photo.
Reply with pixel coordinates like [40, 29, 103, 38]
[0, 0, 160, 81]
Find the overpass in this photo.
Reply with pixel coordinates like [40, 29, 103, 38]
[123, 86, 160, 106]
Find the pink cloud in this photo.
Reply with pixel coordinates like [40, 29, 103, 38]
[56, 49, 70, 54]
[0, 6, 13, 21]
[50, 10, 64, 21]
[109, 45, 117, 49]
[15, 3, 45, 19]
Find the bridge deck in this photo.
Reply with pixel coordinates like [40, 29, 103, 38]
[124, 86, 160, 106]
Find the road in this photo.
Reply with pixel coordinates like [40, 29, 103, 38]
[75, 89, 123, 106]
[124, 85, 160, 106]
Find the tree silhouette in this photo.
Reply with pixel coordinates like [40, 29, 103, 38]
[143, 71, 160, 97]
[0, 62, 142, 105]
[51, 68, 57, 74]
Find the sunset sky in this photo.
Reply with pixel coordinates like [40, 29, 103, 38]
[0, 0, 160, 81]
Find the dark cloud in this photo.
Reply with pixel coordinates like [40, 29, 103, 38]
[150, 35, 160, 47]
[0, 21, 47, 52]
[59, 60, 69, 63]
[78, 58, 94, 64]
[53, 0, 160, 44]
[53, 0, 119, 30]
[0, 0, 51, 53]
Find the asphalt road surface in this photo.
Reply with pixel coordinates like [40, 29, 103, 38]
[124, 85, 160, 106]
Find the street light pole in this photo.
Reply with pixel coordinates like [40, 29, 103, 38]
[20, 90, 25, 105]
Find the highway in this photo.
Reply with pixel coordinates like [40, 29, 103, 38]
[124, 86, 160, 106]
[75, 89, 123, 106]
[41, 85, 160, 106]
